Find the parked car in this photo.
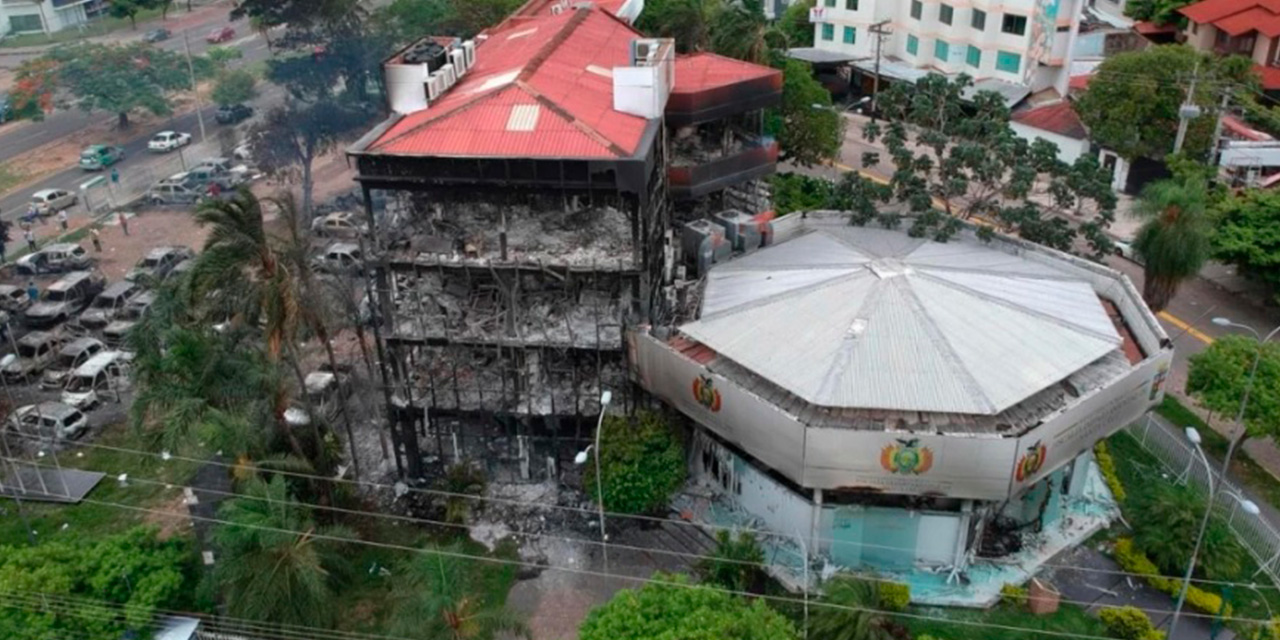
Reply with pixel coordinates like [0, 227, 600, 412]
[206, 26, 236, 44]
[232, 141, 253, 163]
[173, 164, 246, 192]
[0, 284, 32, 313]
[25, 271, 106, 329]
[148, 130, 191, 153]
[41, 336, 105, 390]
[126, 246, 194, 282]
[15, 243, 91, 276]
[103, 291, 156, 347]
[313, 242, 363, 274]
[79, 281, 143, 329]
[9, 402, 89, 440]
[311, 211, 368, 239]
[79, 144, 125, 171]
[62, 351, 130, 410]
[2, 331, 63, 381]
[215, 103, 254, 125]
[143, 27, 171, 43]
[146, 181, 204, 206]
[30, 188, 77, 215]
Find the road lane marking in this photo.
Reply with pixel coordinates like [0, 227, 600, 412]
[832, 162, 890, 185]
[229, 34, 259, 47]
[1159, 311, 1214, 345]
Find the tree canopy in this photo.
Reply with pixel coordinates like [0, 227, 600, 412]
[1124, 0, 1196, 26]
[109, 0, 164, 28]
[211, 69, 258, 106]
[766, 56, 844, 167]
[1212, 189, 1280, 302]
[579, 573, 799, 640]
[1076, 45, 1253, 161]
[1130, 178, 1214, 311]
[778, 0, 815, 48]
[582, 411, 686, 515]
[1187, 335, 1280, 442]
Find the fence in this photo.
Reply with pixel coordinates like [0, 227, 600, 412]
[1126, 415, 1280, 586]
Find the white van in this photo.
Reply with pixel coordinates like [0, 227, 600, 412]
[61, 351, 129, 410]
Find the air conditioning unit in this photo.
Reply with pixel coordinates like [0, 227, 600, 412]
[450, 49, 468, 76]
[426, 74, 446, 100]
[681, 220, 731, 277]
[462, 40, 476, 67]
[441, 63, 457, 87]
[711, 210, 764, 253]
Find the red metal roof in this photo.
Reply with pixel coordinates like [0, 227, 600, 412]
[1256, 64, 1280, 89]
[1068, 74, 1093, 91]
[370, 8, 649, 159]
[1011, 101, 1088, 140]
[1180, 0, 1280, 37]
[1134, 20, 1178, 35]
[511, 0, 631, 19]
[671, 52, 782, 95]
[1223, 114, 1274, 141]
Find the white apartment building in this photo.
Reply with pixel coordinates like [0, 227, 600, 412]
[1, 0, 106, 36]
[809, 0, 1085, 98]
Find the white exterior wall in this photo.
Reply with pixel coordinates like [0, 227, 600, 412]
[1, 0, 91, 35]
[1010, 121, 1088, 164]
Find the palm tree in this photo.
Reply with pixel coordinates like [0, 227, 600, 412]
[390, 546, 530, 640]
[710, 0, 786, 65]
[1131, 178, 1213, 312]
[638, 0, 723, 53]
[808, 577, 893, 640]
[214, 476, 355, 628]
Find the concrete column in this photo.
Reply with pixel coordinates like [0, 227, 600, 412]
[810, 488, 824, 553]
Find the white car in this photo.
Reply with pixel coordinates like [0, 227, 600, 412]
[148, 130, 192, 153]
[30, 188, 78, 215]
[311, 211, 368, 239]
[9, 402, 88, 440]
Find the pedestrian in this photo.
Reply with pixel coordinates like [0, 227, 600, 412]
[207, 181, 222, 199]
[118, 211, 129, 236]
[23, 204, 37, 226]
[90, 228, 102, 253]
[110, 167, 119, 185]
[57, 209, 68, 232]
[26, 280, 37, 303]
[23, 228, 35, 253]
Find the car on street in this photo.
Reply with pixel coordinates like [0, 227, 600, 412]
[146, 181, 205, 206]
[126, 246, 194, 282]
[79, 144, 125, 171]
[62, 351, 130, 410]
[15, 243, 92, 276]
[206, 26, 236, 44]
[0, 285, 31, 313]
[9, 402, 89, 440]
[148, 130, 192, 153]
[311, 211, 368, 239]
[103, 290, 156, 347]
[215, 103, 254, 125]
[41, 336, 104, 390]
[24, 271, 106, 329]
[79, 280, 143, 329]
[143, 27, 171, 43]
[1113, 239, 1145, 265]
[30, 188, 77, 215]
[3, 331, 63, 381]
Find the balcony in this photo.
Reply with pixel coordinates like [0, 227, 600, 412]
[667, 128, 779, 199]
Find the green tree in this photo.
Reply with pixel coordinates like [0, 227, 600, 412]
[1130, 178, 1213, 311]
[697, 530, 767, 593]
[579, 573, 798, 640]
[582, 411, 685, 515]
[637, 0, 723, 53]
[767, 57, 843, 167]
[214, 476, 355, 627]
[109, 0, 161, 28]
[450, 0, 524, 36]
[1128, 481, 1247, 581]
[710, 0, 785, 65]
[1124, 0, 1195, 26]
[390, 546, 529, 640]
[860, 73, 1116, 255]
[808, 577, 894, 640]
[0, 528, 190, 639]
[249, 99, 369, 217]
[1188, 335, 1280, 443]
[374, 0, 459, 45]
[211, 69, 258, 106]
[206, 45, 245, 71]
[778, 0, 815, 48]
[770, 172, 834, 214]
[1212, 189, 1280, 300]
[1076, 45, 1252, 161]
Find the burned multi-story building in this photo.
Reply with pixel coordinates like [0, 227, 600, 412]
[347, 2, 782, 476]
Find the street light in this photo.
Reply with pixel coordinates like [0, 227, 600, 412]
[575, 390, 612, 572]
[1169, 320, 1280, 638]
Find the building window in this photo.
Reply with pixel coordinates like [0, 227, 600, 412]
[934, 39, 950, 61]
[971, 8, 986, 30]
[910, 0, 922, 20]
[843, 26, 856, 44]
[996, 50, 1021, 73]
[824, 0, 835, 7]
[1002, 14, 1027, 35]
[9, 14, 42, 32]
[966, 44, 981, 67]
[845, 0, 858, 9]
[1191, 22, 1198, 34]
[822, 23, 834, 40]
[940, 4, 953, 25]
[906, 34, 919, 55]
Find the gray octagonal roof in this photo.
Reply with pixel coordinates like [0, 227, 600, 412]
[681, 226, 1123, 415]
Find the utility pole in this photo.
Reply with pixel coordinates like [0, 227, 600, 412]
[1208, 90, 1232, 167]
[183, 30, 209, 144]
[1173, 62, 1202, 154]
[869, 20, 892, 122]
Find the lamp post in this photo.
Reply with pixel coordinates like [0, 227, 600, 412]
[1168, 319, 1279, 638]
[575, 390, 613, 572]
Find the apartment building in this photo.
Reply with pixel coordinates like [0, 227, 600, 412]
[1179, 0, 1280, 91]
[1, 0, 105, 36]
[809, 0, 1086, 99]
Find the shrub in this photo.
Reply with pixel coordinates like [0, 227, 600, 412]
[1114, 538, 1228, 616]
[583, 410, 686, 515]
[1099, 606, 1166, 640]
[999, 583, 1028, 608]
[1094, 440, 1126, 503]
[698, 530, 767, 594]
[1128, 481, 1246, 580]
[579, 573, 798, 640]
[435, 462, 487, 525]
[878, 581, 910, 612]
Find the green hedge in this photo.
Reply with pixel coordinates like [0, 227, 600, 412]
[1114, 538, 1227, 616]
[1099, 606, 1166, 640]
[1094, 441, 1127, 503]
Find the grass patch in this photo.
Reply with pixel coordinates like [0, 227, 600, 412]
[903, 601, 1110, 640]
[0, 163, 26, 194]
[0, 8, 166, 49]
[1156, 395, 1280, 514]
[0, 421, 198, 547]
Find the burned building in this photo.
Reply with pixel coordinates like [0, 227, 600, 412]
[347, 3, 782, 476]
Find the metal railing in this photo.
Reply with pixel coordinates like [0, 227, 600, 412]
[1126, 415, 1280, 585]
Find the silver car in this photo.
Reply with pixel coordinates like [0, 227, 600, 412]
[10, 402, 89, 440]
[30, 188, 77, 215]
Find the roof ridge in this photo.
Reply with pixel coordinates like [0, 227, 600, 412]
[517, 7, 592, 83]
[516, 79, 630, 156]
[692, 267, 866, 323]
[896, 277, 1000, 414]
[811, 275, 886, 405]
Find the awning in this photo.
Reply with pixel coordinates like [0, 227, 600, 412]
[851, 59, 1032, 107]
[787, 47, 863, 64]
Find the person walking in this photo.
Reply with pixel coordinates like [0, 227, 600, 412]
[26, 281, 37, 303]
[23, 228, 36, 253]
[118, 212, 129, 236]
[110, 167, 119, 186]
[90, 228, 102, 253]
[57, 209, 68, 232]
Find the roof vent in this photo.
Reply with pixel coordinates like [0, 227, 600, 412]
[869, 258, 912, 279]
[846, 318, 868, 339]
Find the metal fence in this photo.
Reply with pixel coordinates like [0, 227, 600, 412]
[1126, 416, 1280, 585]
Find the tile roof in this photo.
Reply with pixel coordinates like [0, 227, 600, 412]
[1180, 0, 1280, 37]
[1068, 74, 1093, 91]
[671, 52, 782, 95]
[1256, 64, 1280, 90]
[1011, 101, 1088, 140]
[369, 7, 650, 159]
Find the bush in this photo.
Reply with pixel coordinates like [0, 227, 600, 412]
[770, 172, 833, 215]
[1128, 481, 1246, 580]
[999, 583, 1028, 608]
[878, 581, 910, 612]
[698, 530, 767, 593]
[1099, 606, 1165, 640]
[1094, 440, 1126, 503]
[435, 462, 487, 525]
[583, 410, 686, 515]
[579, 573, 798, 640]
[1114, 538, 1228, 616]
